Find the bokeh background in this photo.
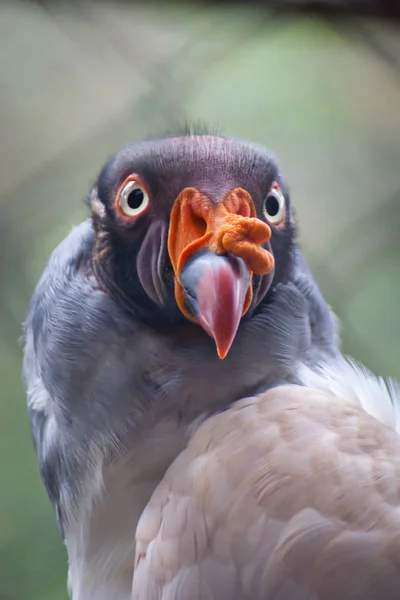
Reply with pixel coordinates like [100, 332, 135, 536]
[1, 1, 399, 598]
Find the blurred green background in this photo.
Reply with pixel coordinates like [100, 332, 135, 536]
[1, 2, 399, 598]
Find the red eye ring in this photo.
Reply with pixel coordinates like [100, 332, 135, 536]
[115, 175, 150, 222]
[263, 182, 286, 226]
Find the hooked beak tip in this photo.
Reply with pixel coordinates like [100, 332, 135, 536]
[180, 250, 251, 358]
[216, 342, 231, 361]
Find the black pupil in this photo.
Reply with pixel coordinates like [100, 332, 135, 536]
[265, 195, 279, 217]
[127, 188, 145, 210]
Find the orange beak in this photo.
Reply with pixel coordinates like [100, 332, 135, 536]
[168, 187, 274, 358]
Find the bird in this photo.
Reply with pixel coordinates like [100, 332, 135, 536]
[22, 130, 339, 600]
[132, 357, 400, 600]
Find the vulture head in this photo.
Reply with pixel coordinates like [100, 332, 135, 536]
[90, 134, 295, 359]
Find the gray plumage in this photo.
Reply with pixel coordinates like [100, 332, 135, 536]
[22, 133, 338, 599]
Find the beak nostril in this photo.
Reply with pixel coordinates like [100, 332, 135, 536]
[237, 204, 250, 218]
[192, 215, 207, 237]
[224, 188, 253, 218]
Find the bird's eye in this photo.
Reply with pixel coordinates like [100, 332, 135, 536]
[263, 183, 286, 225]
[116, 176, 150, 219]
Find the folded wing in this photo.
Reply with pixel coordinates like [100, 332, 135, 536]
[132, 384, 400, 600]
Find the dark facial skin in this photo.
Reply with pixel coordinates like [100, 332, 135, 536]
[90, 135, 295, 333]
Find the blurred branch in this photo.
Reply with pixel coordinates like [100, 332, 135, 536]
[35, 0, 400, 20]
[198, 0, 400, 20]
[200, 0, 400, 71]
[36, 0, 400, 80]
[330, 19, 400, 77]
